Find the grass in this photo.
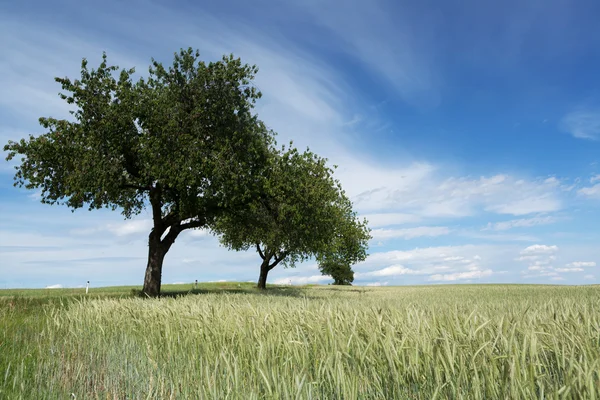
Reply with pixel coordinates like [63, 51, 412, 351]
[1, 284, 599, 399]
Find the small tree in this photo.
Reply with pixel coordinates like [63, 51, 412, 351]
[317, 198, 371, 285]
[214, 143, 369, 289]
[320, 261, 355, 285]
[4, 48, 274, 296]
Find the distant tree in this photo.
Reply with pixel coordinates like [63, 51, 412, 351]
[318, 197, 371, 285]
[4, 48, 274, 297]
[321, 261, 354, 285]
[213, 144, 369, 289]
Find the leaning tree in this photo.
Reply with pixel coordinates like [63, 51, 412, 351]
[4, 48, 275, 296]
[213, 143, 370, 289]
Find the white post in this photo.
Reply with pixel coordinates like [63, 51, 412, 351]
[86, 281, 89, 294]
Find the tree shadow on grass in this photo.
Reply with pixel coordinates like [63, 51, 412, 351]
[134, 285, 306, 299]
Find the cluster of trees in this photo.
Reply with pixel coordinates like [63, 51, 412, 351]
[4, 48, 371, 296]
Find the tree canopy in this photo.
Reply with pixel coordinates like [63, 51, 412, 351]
[4, 48, 274, 296]
[213, 143, 370, 289]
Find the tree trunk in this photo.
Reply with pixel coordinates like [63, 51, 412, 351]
[257, 259, 270, 290]
[142, 233, 166, 297]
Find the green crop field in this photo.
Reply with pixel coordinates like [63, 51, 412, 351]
[1, 283, 599, 399]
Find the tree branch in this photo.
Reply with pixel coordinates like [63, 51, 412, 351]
[256, 243, 266, 260]
[268, 251, 289, 270]
[179, 218, 206, 231]
[160, 217, 206, 253]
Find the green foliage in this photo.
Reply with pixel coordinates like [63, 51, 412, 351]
[4, 48, 272, 219]
[2, 285, 600, 398]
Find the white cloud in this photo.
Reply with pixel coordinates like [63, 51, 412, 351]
[578, 184, 600, 199]
[428, 269, 493, 282]
[370, 226, 450, 240]
[518, 249, 597, 278]
[366, 281, 389, 287]
[465, 232, 540, 242]
[590, 175, 600, 183]
[486, 196, 561, 216]
[45, 284, 63, 289]
[520, 244, 558, 255]
[567, 261, 596, 268]
[561, 109, 600, 140]
[357, 265, 418, 277]
[584, 275, 595, 281]
[554, 267, 584, 273]
[551, 276, 565, 281]
[517, 244, 563, 277]
[353, 244, 513, 285]
[347, 170, 565, 219]
[484, 215, 556, 231]
[363, 245, 477, 265]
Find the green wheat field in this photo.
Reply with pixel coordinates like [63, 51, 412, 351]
[1, 283, 599, 399]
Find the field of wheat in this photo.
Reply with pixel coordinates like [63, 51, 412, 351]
[1, 284, 599, 399]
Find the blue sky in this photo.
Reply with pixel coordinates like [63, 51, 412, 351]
[1, 0, 599, 288]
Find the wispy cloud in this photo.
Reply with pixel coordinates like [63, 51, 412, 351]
[483, 216, 557, 231]
[577, 184, 600, 199]
[567, 261, 596, 268]
[462, 232, 540, 242]
[348, 171, 566, 219]
[428, 269, 493, 282]
[554, 267, 583, 273]
[353, 244, 510, 284]
[297, 0, 439, 108]
[371, 226, 451, 240]
[357, 265, 419, 277]
[561, 109, 600, 140]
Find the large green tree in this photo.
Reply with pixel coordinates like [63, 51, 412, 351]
[213, 143, 369, 289]
[4, 48, 274, 296]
